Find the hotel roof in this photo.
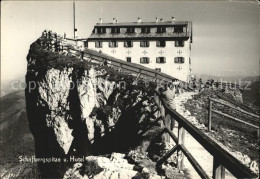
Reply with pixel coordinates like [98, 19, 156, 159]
[95, 21, 191, 27]
[88, 21, 192, 41]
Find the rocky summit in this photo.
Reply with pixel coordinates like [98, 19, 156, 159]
[25, 35, 164, 178]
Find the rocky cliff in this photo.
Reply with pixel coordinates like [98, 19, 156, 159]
[25, 39, 157, 178]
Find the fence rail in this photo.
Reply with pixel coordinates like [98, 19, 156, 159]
[208, 97, 259, 137]
[154, 91, 258, 179]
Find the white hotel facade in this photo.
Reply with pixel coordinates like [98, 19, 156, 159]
[85, 18, 193, 82]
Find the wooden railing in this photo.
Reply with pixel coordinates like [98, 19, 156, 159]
[154, 92, 258, 179]
[208, 97, 260, 137]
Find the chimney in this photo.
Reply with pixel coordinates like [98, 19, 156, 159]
[156, 17, 159, 23]
[113, 18, 116, 24]
[171, 17, 176, 23]
[137, 17, 142, 23]
[160, 18, 164, 22]
[99, 18, 103, 24]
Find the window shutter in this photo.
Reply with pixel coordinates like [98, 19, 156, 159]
[156, 41, 159, 47]
[140, 41, 143, 47]
[164, 57, 166, 63]
[95, 41, 98, 47]
[156, 57, 159, 63]
[100, 41, 102, 48]
[140, 57, 142, 63]
[116, 41, 118, 47]
[162, 40, 166, 47]
[124, 41, 127, 47]
[131, 41, 133, 47]
[181, 57, 184, 63]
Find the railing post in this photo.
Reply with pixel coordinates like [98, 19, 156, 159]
[177, 123, 185, 170]
[165, 113, 171, 142]
[208, 98, 212, 131]
[160, 104, 167, 142]
[154, 73, 158, 82]
[158, 100, 163, 128]
[154, 93, 160, 119]
[213, 158, 225, 179]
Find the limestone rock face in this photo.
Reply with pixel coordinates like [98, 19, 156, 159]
[78, 68, 98, 120]
[38, 68, 74, 154]
[25, 40, 155, 178]
[26, 62, 123, 177]
[26, 65, 119, 144]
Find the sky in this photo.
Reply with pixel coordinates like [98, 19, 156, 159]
[1, 0, 259, 82]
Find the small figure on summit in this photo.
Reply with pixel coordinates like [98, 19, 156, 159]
[79, 45, 85, 60]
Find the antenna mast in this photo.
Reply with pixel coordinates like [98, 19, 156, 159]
[73, 0, 76, 39]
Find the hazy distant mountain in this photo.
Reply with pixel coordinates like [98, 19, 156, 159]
[0, 90, 36, 178]
[243, 80, 260, 108]
[241, 76, 260, 85]
[1, 76, 25, 97]
[194, 73, 259, 107]
[194, 73, 259, 85]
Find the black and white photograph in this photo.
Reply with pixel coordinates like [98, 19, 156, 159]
[1, 0, 259, 178]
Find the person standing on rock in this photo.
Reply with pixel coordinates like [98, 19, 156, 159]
[155, 82, 176, 131]
[79, 45, 85, 60]
[162, 83, 176, 130]
[173, 79, 180, 96]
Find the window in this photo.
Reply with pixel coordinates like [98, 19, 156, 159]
[140, 41, 150, 47]
[97, 27, 106, 34]
[126, 57, 131, 63]
[111, 27, 120, 34]
[140, 57, 150, 64]
[95, 41, 102, 48]
[175, 40, 184, 47]
[157, 26, 166, 33]
[174, 57, 185, 63]
[84, 41, 88, 48]
[174, 26, 184, 33]
[155, 68, 161, 72]
[127, 27, 135, 33]
[124, 41, 133, 48]
[156, 40, 166, 47]
[141, 27, 150, 33]
[109, 41, 118, 48]
[156, 57, 166, 63]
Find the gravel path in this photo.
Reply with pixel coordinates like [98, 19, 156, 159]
[172, 91, 235, 179]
